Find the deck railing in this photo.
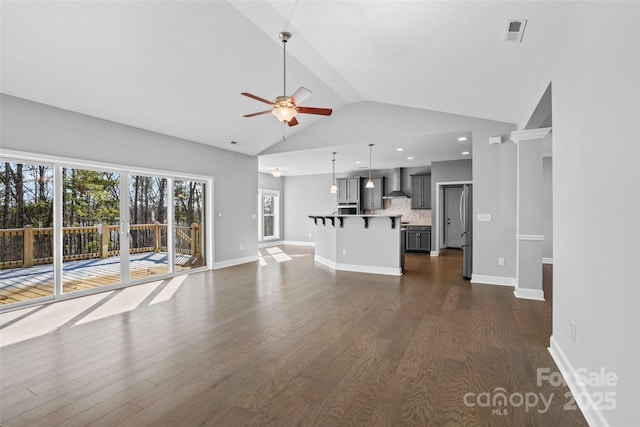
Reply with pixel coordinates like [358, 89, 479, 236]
[0, 223, 201, 270]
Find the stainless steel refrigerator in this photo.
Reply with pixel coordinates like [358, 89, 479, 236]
[460, 184, 473, 279]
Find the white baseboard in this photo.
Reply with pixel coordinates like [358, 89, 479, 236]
[314, 256, 401, 276]
[336, 263, 402, 276]
[549, 336, 610, 427]
[543, 257, 553, 264]
[314, 255, 336, 269]
[283, 240, 315, 247]
[430, 250, 440, 256]
[513, 287, 545, 301]
[213, 255, 259, 269]
[470, 274, 516, 287]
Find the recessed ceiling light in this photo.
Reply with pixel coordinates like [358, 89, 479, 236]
[457, 137, 468, 141]
[396, 148, 404, 151]
[407, 156, 414, 160]
[230, 141, 238, 145]
[355, 161, 362, 164]
[462, 151, 470, 155]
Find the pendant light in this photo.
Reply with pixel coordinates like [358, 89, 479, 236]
[365, 144, 375, 188]
[330, 152, 337, 193]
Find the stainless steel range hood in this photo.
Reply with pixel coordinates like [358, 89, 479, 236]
[383, 168, 410, 198]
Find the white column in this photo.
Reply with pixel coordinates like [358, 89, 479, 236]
[510, 127, 551, 300]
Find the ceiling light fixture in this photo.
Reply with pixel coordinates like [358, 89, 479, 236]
[462, 151, 470, 155]
[330, 152, 337, 194]
[396, 148, 404, 151]
[457, 137, 468, 141]
[273, 32, 298, 123]
[272, 168, 282, 177]
[366, 144, 375, 188]
[407, 156, 414, 160]
[272, 97, 297, 123]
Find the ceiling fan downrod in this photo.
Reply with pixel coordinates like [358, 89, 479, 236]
[279, 32, 291, 97]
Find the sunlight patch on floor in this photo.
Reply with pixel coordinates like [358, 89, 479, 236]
[149, 275, 187, 305]
[0, 291, 114, 347]
[74, 281, 162, 325]
[272, 252, 292, 263]
[259, 246, 294, 265]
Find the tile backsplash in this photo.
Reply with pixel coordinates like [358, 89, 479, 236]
[364, 198, 431, 225]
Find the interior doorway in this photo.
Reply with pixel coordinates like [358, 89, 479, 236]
[434, 181, 473, 280]
[443, 186, 464, 248]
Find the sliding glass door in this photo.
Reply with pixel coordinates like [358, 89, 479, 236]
[129, 174, 169, 281]
[0, 161, 55, 305]
[0, 154, 210, 310]
[62, 167, 121, 294]
[174, 180, 205, 271]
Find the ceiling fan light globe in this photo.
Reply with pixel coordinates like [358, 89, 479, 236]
[330, 183, 338, 194]
[272, 106, 297, 123]
[365, 179, 375, 188]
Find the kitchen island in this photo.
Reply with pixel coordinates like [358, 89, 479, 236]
[308, 214, 403, 276]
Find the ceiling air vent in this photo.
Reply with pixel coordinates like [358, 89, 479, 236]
[505, 19, 527, 43]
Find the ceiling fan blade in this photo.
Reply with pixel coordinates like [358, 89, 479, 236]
[296, 106, 333, 116]
[241, 92, 273, 105]
[243, 110, 272, 118]
[287, 117, 299, 127]
[290, 87, 312, 105]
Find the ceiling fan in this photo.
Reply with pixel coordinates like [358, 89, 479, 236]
[241, 32, 332, 127]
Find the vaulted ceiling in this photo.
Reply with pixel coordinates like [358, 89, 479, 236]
[1, 1, 568, 175]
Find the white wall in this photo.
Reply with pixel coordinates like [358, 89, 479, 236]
[283, 173, 336, 243]
[0, 94, 259, 266]
[522, 3, 639, 425]
[471, 124, 517, 280]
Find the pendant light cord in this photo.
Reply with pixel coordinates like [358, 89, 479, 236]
[369, 144, 373, 181]
[332, 152, 336, 184]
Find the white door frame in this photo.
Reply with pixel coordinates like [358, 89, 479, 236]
[432, 180, 472, 256]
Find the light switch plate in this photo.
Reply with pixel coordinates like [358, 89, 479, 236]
[477, 213, 492, 222]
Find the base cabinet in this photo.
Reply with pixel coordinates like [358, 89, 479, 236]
[405, 226, 431, 252]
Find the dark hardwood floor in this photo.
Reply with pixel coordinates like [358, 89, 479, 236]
[0, 245, 586, 426]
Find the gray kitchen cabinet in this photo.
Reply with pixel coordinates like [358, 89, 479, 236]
[361, 177, 385, 210]
[337, 177, 360, 204]
[405, 226, 431, 252]
[411, 175, 431, 209]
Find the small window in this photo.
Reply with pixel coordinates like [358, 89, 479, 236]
[259, 189, 279, 241]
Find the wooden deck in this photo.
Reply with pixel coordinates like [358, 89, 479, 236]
[0, 253, 198, 305]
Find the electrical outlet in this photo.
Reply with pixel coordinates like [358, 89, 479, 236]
[498, 257, 505, 266]
[342, 249, 347, 256]
[240, 244, 244, 251]
[570, 321, 576, 342]
[308, 233, 312, 238]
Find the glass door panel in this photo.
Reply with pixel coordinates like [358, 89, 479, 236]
[174, 180, 205, 271]
[0, 161, 54, 305]
[62, 167, 121, 294]
[129, 174, 169, 281]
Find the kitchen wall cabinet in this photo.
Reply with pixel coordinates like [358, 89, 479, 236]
[405, 226, 431, 252]
[361, 177, 385, 210]
[411, 175, 431, 209]
[337, 177, 360, 204]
